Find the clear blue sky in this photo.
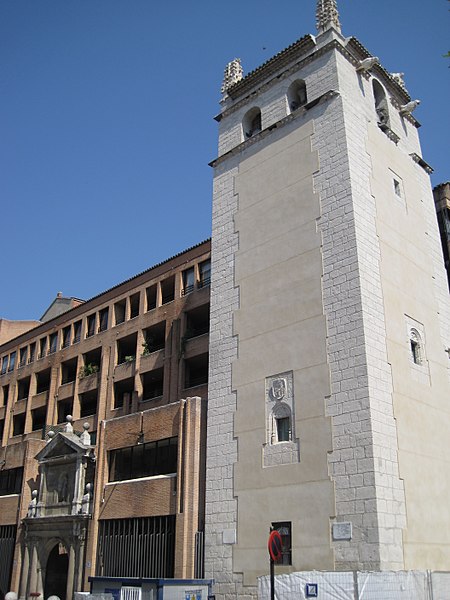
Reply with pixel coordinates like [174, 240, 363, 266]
[1, 0, 449, 321]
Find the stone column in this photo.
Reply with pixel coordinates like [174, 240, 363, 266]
[66, 544, 76, 600]
[19, 544, 30, 600]
[27, 543, 39, 597]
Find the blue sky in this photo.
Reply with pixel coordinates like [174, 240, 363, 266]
[1, 0, 449, 321]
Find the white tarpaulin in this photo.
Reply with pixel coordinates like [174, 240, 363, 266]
[258, 571, 355, 599]
[430, 572, 450, 600]
[358, 571, 429, 600]
[258, 570, 450, 599]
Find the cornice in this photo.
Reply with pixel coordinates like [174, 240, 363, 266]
[225, 35, 317, 101]
[218, 36, 417, 128]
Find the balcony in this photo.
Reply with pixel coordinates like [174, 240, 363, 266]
[78, 372, 99, 394]
[58, 381, 75, 400]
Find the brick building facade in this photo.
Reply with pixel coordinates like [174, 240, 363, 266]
[0, 240, 210, 600]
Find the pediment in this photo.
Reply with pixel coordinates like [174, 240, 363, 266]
[35, 432, 88, 462]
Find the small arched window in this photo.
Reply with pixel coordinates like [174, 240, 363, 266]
[409, 329, 423, 365]
[372, 80, 390, 129]
[270, 402, 292, 444]
[287, 80, 307, 113]
[243, 107, 262, 139]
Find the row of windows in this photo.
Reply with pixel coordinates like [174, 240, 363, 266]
[0, 467, 23, 496]
[0, 260, 211, 377]
[0, 307, 209, 408]
[108, 437, 178, 482]
[242, 77, 404, 144]
[242, 80, 307, 139]
[0, 355, 209, 437]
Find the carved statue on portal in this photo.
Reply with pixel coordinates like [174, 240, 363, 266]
[57, 472, 69, 503]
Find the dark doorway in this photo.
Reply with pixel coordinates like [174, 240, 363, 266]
[44, 544, 69, 600]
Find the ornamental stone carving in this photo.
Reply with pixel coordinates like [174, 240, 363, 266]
[221, 58, 244, 94]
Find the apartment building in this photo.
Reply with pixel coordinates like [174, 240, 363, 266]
[0, 239, 211, 600]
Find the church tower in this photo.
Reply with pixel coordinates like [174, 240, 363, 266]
[205, 1, 450, 598]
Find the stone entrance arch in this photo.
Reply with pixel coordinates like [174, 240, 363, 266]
[44, 544, 69, 600]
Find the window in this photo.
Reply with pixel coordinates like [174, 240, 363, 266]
[31, 406, 47, 431]
[109, 437, 178, 482]
[143, 322, 166, 355]
[99, 307, 109, 332]
[184, 304, 210, 340]
[146, 284, 157, 311]
[73, 321, 82, 344]
[36, 369, 51, 394]
[8, 352, 16, 372]
[61, 358, 78, 384]
[114, 300, 126, 325]
[80, 348, 102, 378]
[287, 79, 307, 112]
[410, 329, 423, 365]
[28, 342, 36, 364]
[130, 293, 140, 319]
[1, 385, 9, 407]
[61, 326, 71, 348]
[1, 356, 8, 375]
[276, 417, 291, 442]
[79, 390, 98, 417]
[271, 522, 292, 565]
[161, 277, 175, 305]
[17, 377, 30, 401]
[198, 260, 211, 288]
[243, 107, 262, 139]
[57, 398, 73, 424]
[114, 378, 134, 409]
[271, 402, 292, 444]
[0, 467, 23, 495]
[18, 347, 28, 368]
[182, 267, 195, 296]
[49, 332, 58, 354]
[12, 413, 26, 436]
[184, 354, 209, 388]
[117, 333, 137, 365]
[393, 179, 401, 197]
[141, 368, 164, 401]
[38, 337, 47, 359]
[86, 314, 96, 338]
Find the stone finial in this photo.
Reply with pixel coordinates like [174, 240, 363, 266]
[316, 0, 341, 34]
[81, 483, 92, 515]
[5, 593, 18, 600]
[27, 490, 38, 518]
[64, 415, 74, 433]
[80, 422, 91, 446]
[221, 58, 244, 94]
[47, 431, 55, 443]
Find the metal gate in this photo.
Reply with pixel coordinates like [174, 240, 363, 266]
[96, 516, 175, 578]
[0, 525, 16, 600]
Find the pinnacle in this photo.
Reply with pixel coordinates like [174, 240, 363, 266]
[316, 0, 341, 34]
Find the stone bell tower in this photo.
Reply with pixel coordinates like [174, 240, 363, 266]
[205, 1, 450, 598]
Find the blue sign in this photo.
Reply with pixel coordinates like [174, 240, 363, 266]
[305, 583, 318, 598]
